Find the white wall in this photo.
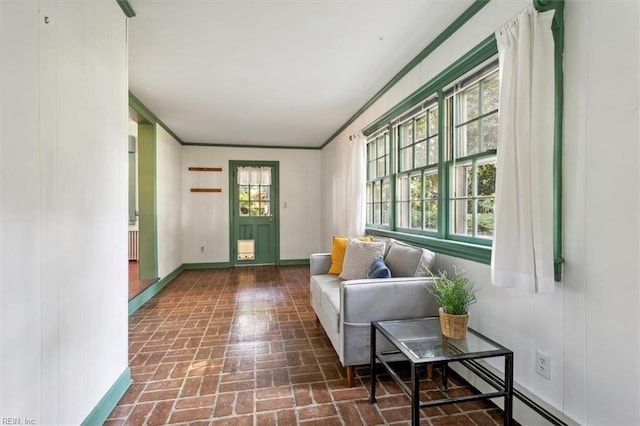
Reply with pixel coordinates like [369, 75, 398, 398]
[182, 146, 322, 263]
[156, 125, 184, 277]
[0, 2, 129, 424]
[322, 1, 640, 424]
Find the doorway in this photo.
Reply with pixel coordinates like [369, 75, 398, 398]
[128, 108, 159, 300]
[229, 161, 279, 266]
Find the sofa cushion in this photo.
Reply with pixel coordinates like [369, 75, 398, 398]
[310, 274, 342, 334]
[372, 237, 395, 257]
[367, 257, 391, 279]
[340, 240, 386, 280]
[328, 236, 372, 275]
[384, 241, 435, 277]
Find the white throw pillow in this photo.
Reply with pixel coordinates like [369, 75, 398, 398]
[339, 240, 386, 280]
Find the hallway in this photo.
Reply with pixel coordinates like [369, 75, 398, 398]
[107, 266, 506, 425]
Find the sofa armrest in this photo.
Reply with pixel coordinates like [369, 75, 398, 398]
[341, 277, 439, 324]
[310, 253, 332, 276]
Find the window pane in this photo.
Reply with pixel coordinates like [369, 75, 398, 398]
[260, 186, 270, 201]
[367, 203, 373, 224]
[377, 136, 385, 156]
[239, 185, 249, 200]
[373, 181, 381, 203]
[415, 114, 427, 140]
[400, 147, 412, 172]
[451, 199, 473, 236]
[477, 162, 496, 197]
[462, 85, 479, 122]
[482, 114, 498, 151]
[382, 202, 391, 225]
[377, 158, 385, 177]
[260, 202, 271, 216]
[410, 174, 422, 201]
[425, 200, 438, 231]
[250, 185, 260, 201]
[428, 108, 438, 137]
[382, 179, 390, 202]
[415, 141, 427, 168]
[397, 174, 409, 201]
[461, 121, 480, 156]
[477, 197, 494, 237]
[366, 183, 372, 204]
[405, 121, 414, 146]
[425, 173, 438, 199]
[396, 174, 409, 227]
[369, 161, 376, 180]
[482, 74, 499, 113]
[396, 124, 407, 148]
[410, 201, 422, 229]
[397, 201, 409, 228]
[428, 136, 438, 165]
[452, 163, 472, 198]
[239, 201, 250, 216]
[374, 203, 381, 224]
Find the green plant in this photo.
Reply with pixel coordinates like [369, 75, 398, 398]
[428, 267, 477, 315]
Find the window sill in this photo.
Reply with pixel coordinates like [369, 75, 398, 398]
[365, 228, 491, 265]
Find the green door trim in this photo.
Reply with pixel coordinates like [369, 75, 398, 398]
[229, 160, 280, 266]
[136, 123, 159, 280]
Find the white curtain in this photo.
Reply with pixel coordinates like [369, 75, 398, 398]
[346, 135, 366, 237]
[237, 167, 271, 185]
[491, 6, 556, 294]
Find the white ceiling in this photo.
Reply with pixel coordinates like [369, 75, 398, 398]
[127, 0, 474, 148]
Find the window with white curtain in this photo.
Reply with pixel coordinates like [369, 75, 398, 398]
[237, 167, 272, 217]
[362, 3, 562, 271]
[364, 61, 499, 247]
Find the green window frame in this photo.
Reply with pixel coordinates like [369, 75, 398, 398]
[363, 35, 502, 264]
[366, 131, 391, 228]
[447, 66, 499, 245]
[365, 60, 499, 252]
[395, 99, 440, 235]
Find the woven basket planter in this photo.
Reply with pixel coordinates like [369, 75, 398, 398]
[438, 307, 469, 339]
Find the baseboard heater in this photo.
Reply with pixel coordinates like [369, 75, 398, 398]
[128, 230, 139, 261]
[459, 358, 568, 426]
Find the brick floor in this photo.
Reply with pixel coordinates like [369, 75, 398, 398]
[107, 265, 510, 425]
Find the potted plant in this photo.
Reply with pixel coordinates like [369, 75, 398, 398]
[428, 267, 477, 339]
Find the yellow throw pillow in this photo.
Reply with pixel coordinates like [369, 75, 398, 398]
[328, 236, 373, 275]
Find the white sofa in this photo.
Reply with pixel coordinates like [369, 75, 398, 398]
[310, 238, 440, 386]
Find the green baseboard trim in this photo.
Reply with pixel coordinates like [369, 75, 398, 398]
[279, 259, 310, 266]
[183, 262, 232, 270]
[81, 367, 131, 426]
[128, 265, 184, 315]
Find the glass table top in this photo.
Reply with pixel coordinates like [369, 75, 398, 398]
[374, 317, 511, 363]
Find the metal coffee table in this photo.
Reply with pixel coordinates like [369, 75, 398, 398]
[370, 317, 513, 425]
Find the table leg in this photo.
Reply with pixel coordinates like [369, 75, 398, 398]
[440, 362, 448, 392]
[369, 322, 377, 404]
[504, 353, 514, 425]
[411, 363, 420, 426]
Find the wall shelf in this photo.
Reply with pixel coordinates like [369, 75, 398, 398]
[191, 188, 221, 193]
[188, 167, 222, 172]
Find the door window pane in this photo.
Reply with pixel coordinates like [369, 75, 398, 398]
[238, 167, 272, 217]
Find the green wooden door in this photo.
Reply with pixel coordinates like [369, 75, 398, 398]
[230, 161, 279, 265]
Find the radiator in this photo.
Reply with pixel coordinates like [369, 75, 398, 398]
[128, 230, 139, 261]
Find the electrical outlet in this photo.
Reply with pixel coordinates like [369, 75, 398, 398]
[535, 350, 550, 380]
